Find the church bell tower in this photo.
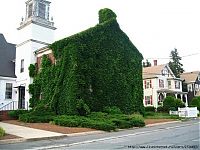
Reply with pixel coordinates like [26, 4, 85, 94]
[15, 0, 56, 109]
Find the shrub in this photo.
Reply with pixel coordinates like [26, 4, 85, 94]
[144, 106, 155, 112]
[174, 99, 185, 109]
[129, 114, 145, 127]
[163, 96, 185, 111]
[19, 113, 55, 123]
[156, 106, 168, 112]
[103, 106, 122, 114]
[53, 115, 116, 131]
[190, 97, 200, 110]
[19, 104, 56, 123]
[8, 109, 28, 119]
[53, 113, 145, 131]
[163, 96, 176, 111]
[0, 127, 5, 137]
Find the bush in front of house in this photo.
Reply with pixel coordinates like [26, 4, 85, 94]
[0, 127, 5, 137]
[156, 106, 168, 112]
[8, 109, 29, 119]
[163, 96, 185, 111]
[144, 106, 155, 112]
[190, 97, 200, 110]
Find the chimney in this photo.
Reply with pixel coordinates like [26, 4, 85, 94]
[153, 60, 157, 66]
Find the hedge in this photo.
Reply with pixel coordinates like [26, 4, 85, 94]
[8, 109, 28, 119]
[53, 113, 145, 131]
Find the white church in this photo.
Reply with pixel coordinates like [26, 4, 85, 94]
[0, 0, 56, 110]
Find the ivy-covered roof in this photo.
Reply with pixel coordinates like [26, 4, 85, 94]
[50, 8, 142, 60]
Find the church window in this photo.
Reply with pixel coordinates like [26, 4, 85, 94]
[38, 3, 46, 19]
[20, 59, 24, 73]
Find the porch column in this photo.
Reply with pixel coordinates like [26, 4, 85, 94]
[185, 94, 188, 107]
[180, 94, 183, 101]
[163, 92, 167, 98]
[155, 93, 159, 110]
[175, 93, 177, 99]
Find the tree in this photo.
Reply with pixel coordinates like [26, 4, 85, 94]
[168, 48, 184, 77]
[143, 59, 151, 68]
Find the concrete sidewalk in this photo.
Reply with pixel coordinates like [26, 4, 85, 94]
[0, 120, 181, 144]
[0, 122, 65, 143]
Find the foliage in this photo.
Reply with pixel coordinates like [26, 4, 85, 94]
[163, 96, 185, 111]
[0, 127, 5, 137]
[156, 106, 168, 112]
[190, 97, 200, 110]
[174, 99, 185, 109]
[28, 64, 36, 78]
[163, 96, 176, 111]
[19, 104, 56, 123]
[76, 99, 90, 116]
[8, 109, 28, 119]
[53, 113, 145, 131]
[19, 114, 55, 123]
[142, 59, 151, 68]
[144, 106, 155, 112]
[99, 8, 117, 24]
[103, 106, 122, 114]
[29, 8, 143, 115]
[168, 48, 184, 77]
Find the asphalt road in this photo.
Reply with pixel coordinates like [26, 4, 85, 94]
[0, 119, 199, 150]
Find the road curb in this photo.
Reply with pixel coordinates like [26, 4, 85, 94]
[0, 130, 105, 144]
[0, 138, 26, 144]
[145, 120, 181, 127]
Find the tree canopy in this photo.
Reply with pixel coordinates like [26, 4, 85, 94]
[142, 59, 151, 68]
[168, 48, 184, 77]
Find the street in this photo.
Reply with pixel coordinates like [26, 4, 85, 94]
[0, 119, 199, 150]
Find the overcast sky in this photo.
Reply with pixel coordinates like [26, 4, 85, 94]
[0, 0, 199, 72]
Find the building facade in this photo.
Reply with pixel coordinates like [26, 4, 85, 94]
[143, 63, 188, 108]
[0, 34, 17, 110]
[180, 71, 200, 103]
[15, 0, 56, 109]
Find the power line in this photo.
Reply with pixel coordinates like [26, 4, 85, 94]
[144, 52, 200, 60]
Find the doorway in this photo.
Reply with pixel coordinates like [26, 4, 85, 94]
[18, 86, 25, 109]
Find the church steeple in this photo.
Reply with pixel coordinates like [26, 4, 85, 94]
[18, 0, 56, 30]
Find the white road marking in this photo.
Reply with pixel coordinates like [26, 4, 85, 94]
[26, 122, 199, 150]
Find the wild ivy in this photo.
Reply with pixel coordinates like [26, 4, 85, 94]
[29, 8, 144, 115]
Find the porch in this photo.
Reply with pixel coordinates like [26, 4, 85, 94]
[157, 89, 188, 107]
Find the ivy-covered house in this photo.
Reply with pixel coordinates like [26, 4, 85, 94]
[31, 8, 144, 115]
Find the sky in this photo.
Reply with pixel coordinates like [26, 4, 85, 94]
[0, 0, 199, 72]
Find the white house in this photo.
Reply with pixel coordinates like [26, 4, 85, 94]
[14, 0, 56, 109]
[143, 62, 188, 108]
[0, 34, 17, 110]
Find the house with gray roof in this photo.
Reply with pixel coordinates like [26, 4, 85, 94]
[0, 34, 17, 110]
[180, 71, 200, 102]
